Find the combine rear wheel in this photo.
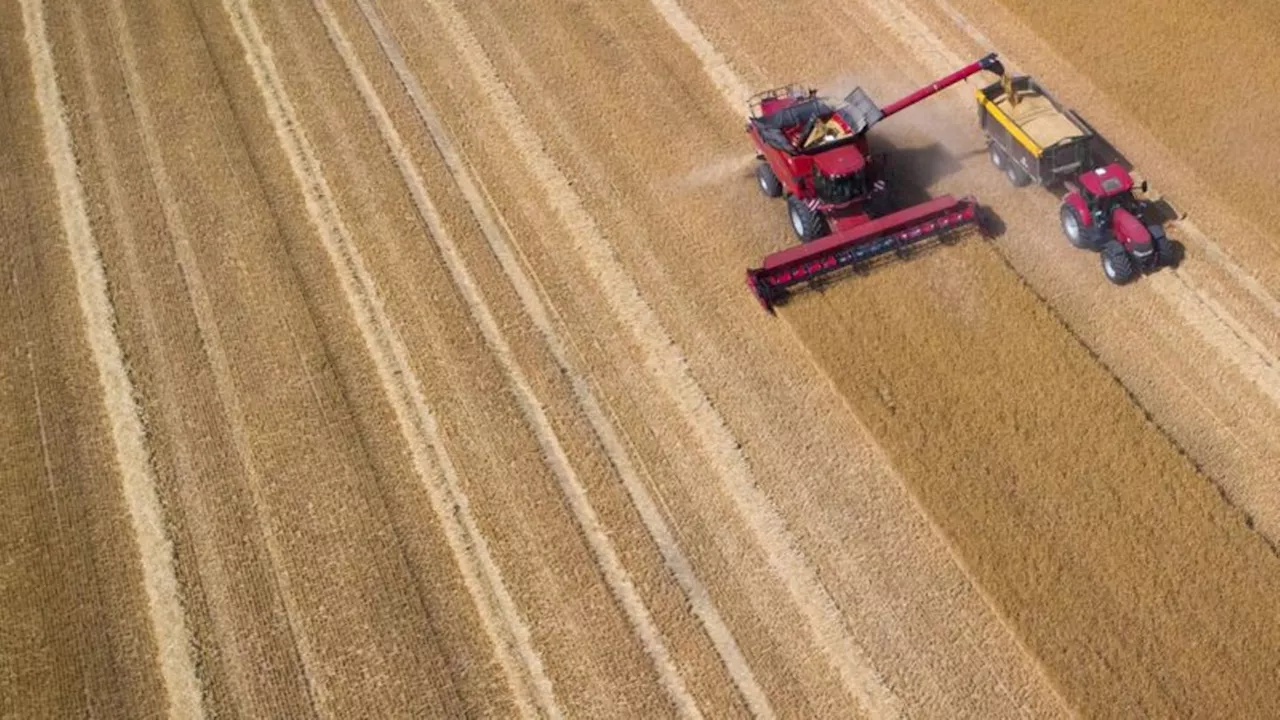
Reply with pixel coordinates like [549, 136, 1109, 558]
[756, 163, 782, 197]
[787, 196, 828, 242]
[1101, 241, 1135, 285]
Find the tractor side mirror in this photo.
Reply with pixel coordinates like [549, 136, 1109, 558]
[1140, 180, 1149, 193]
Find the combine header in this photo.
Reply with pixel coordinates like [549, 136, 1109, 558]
[744, 54, 1003, 312]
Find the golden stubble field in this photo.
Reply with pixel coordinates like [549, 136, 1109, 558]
[3, 0, 1280, 717]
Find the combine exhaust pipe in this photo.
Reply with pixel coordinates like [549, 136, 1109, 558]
[746, 195, 982, 313]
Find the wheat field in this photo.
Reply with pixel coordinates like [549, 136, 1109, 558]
[4, 0, 1279, 717]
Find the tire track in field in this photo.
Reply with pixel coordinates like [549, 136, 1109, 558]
[1180, 219, 1280, 321]
[62, 8, 246, 710]
[15, 277, 60, 527]
[212, 0, 559, 716]
[349, 3, 775, 716]
[17, 1, 204, 717]
[417, 0, 899, 715]
[1148, 272, 1280, 405]
[8, 267, 97, 713]
[309, 3, 703, 716]
[645, 0, 750, 111]
[92, 1, 327, 711]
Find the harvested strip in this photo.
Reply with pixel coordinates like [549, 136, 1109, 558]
[1147, 272, 1280, 407]
[17, 0, 204, 717]
[349, 3, 774, 716]
[212, 0, 559, 715]
[310, 3, 701, 716]
[96, 0, 327, 710]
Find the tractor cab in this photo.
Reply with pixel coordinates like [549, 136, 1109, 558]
[1077, 164, 1139, 222]
[1058, 162, 1176, 284]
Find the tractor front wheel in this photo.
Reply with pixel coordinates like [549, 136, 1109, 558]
[1060, 204, 1092, 249]
[1154, 233, 1182, 268]
[756, 163, 782, 198]
[787, 196, 828, 242]
[1100, 241, 1135, 285]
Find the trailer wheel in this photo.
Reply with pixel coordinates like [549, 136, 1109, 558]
[787, 196, 828, 242]
[756, 163, 782, 198]
[1101, 241, 1135, 285]
[1060, 204, 1093, 249]
[988, 143, 1005, 170]
[1004, 161, 1032, 187]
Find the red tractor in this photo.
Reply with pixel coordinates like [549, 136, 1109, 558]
[1059, 164, 1177, 284]
[745, 54, 1004, 312]
[976, 74, 1180, 284]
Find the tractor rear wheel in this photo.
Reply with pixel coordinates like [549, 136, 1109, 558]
[787, 195, 828, 242]
[1060, 204, 1092, 249]
[1100, 241, 1135, 285]
[756, 163, 782, 197]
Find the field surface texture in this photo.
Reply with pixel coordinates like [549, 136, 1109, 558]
[4, 0, 1279, 717]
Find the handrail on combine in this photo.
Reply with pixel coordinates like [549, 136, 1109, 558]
[747, 84, 815, 119]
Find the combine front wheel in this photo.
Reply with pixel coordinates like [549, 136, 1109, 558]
[787, 196, 828, 242]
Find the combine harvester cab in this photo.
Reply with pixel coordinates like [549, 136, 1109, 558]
[744, 54, 1004, 313]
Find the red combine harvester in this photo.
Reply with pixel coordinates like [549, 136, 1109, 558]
[745, 53, 1004, 312]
